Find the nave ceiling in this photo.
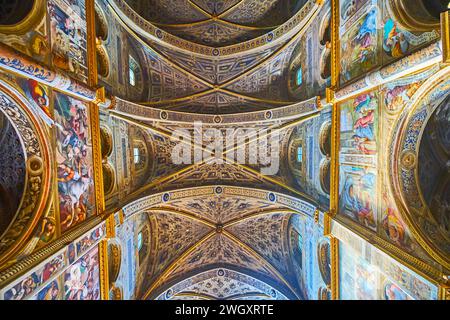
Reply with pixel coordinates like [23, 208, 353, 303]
[96, 0, 330, 113]
[119, 185, 318, 300]
[94, 0, 332, 298]
[124, 0, 307, 46]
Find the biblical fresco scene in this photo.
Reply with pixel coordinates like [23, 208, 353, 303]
[0, 0, 449, 302]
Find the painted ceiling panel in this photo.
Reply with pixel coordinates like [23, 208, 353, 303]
[163, 233, 280, 284]
[155, 268, 288, 300]
[223, 41, 298, 101]
[225, 212, 292, 275]
[124, 0, 306, 46]
[163, 21, 267, 47]
[151, 37, 284, 85]
[125, 0, 207, 23]
[149, 162, 285, 194]
[147, 211, 213, 281]
[152, 92, 281, 113]
[222, 0, 289, 25]
[143, 47, 210, 102]
[156, 193, 286, 224]
[194, 0, 242, 15]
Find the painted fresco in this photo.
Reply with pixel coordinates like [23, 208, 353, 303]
[33, 280, 62, 300]
[0, 223, 105, 300]
[0, 15, 50, 64]
[382, 81, 421, 114]
[340, 0, 370, 24]
[380, 1, 439, 62]
[339, 92, 378, 231]
[340, 6, 378, 83]
[340, 92, 378, 157]
[377, 68, 444, 262]
[54, 92, 95, 233]
[48, 0, 88, 83]
[338, 238, 438, 300]
[63, 246, 100, 300]
[75, 224, 106, 257]
[339, 244, 377, 299]
[2, 254, 65, 300]
[17, 78, 53, 125]
[339, 165, 377, 230]
[339, 0, 440, 86]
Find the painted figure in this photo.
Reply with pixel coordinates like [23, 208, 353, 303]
[383, 19, 409, 58]
[54, 93, 93, 232]
[351, 94, 377, 155]
[341, 170, 377, 229]
[64, 248, 100, 300]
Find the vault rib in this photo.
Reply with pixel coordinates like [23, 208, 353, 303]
[222, 230, 300, 299]
[143, 231, 216, 299]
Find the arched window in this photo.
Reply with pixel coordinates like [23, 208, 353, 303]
[128, 55, 141, 87]
[133, 146, 140, 164]
[297, 145, 303, 164]
[296, 67, 303, 86]
[137, 231, 143, 251]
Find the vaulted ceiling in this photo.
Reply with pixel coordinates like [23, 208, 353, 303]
[124, 0, 307, 46]
[121, 186, 317, 300]
[101, 0, 330, 300]
[101, 0, 326, 113]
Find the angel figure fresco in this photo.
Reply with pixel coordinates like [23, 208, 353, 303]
[4, 274, 40, 300]
[351, 93, 377, 155]
[341, 170, 377, 229]
[384, 282, 410, 300]
[64, 250, 99, 300]
[381, 192, 411, 248]
[383, 19, 409, 58]
[19, 78, 53, 125]
[54, 93, 93, 232]
[36, 281, 60, 300]
[352, 9, 377, 65]
[384, 82, 420, 112]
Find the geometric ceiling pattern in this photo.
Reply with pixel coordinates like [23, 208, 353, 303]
[155, 268, 289, 300]
[123, 186, 312, 300]
[109, 0, 322, 113]
[105, 0, 327, 300]
[124, 0, 304, 46]
[113, 99, 321, 202]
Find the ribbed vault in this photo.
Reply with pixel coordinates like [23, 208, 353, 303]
[119, 186, 316, 300]
[99, 0, 330, 300]
[124, 0, 307, 46]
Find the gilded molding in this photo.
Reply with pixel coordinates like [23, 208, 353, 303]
[329, 236, 339, 300]
[330, 0, 340, 90]
[89, 102, 106, 214]
[0, 215, 104, 287]
[442, 11, 450, 64]
[0, 81, 52, 266]
[98, 239, 110, 300]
